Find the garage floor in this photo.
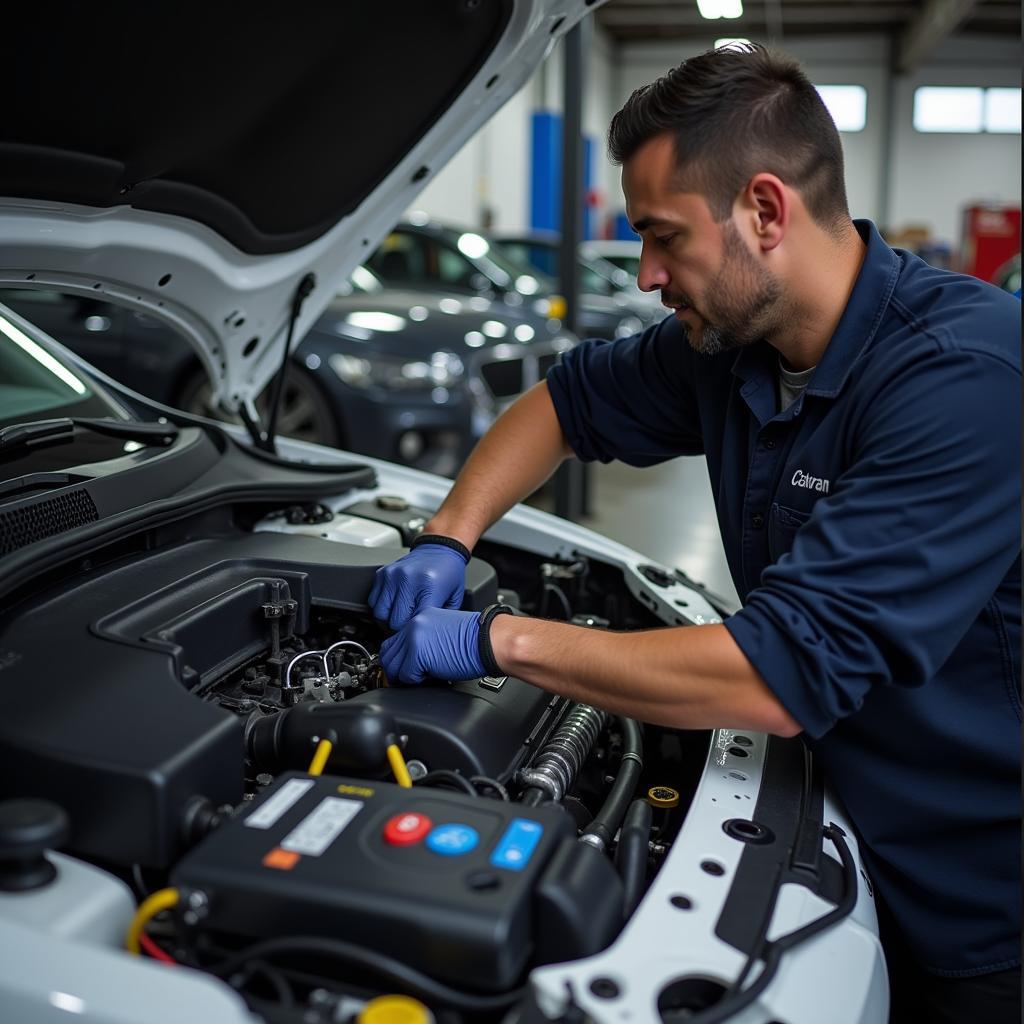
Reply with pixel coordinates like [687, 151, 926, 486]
[531, 456, 741, 611]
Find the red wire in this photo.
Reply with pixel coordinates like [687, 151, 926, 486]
[138, 931, 177, 965]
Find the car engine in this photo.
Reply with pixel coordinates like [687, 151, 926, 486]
[0, 496, 711, 1019]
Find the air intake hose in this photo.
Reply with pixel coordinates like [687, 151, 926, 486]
[246, 702, 398, 777]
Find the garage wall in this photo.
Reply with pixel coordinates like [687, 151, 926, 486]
[888, 35, 1021, 247]
[408, 29, 1020, 250]
[614, 33, 1021, 249]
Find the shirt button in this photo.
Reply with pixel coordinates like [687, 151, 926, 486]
[752, 514, 765, 528]
[764, 439, 777, 450]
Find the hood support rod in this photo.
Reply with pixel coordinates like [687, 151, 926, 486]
[244, 272, 317, 453]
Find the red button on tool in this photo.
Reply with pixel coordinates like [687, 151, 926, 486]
[383, 812, 433, 846]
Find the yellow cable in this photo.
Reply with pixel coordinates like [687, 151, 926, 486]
[386, 743, 413, 788]
[126, 887, 179, 955]
[308, 737, 333, 776]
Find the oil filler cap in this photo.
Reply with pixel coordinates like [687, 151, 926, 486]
[358, 995, 434, 1024]
[647, 786, 680, 809]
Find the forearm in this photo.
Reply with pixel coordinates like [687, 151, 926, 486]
[490, 616, 801, 736]
[426, 381, 573, 549]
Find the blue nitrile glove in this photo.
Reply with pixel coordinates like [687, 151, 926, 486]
[368, 538, 469, 630]
[379, 607, 485, 685]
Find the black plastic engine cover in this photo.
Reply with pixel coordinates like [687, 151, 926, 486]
[348, 679, 562, 779]
[0, 531, 498, 868]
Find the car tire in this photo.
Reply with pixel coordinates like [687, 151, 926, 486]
[176, 364, 343, 448]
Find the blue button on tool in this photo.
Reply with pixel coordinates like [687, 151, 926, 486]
[490, 818, 544, 871]
[426, 823, 479, 856]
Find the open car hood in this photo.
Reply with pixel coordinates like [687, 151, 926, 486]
[0, 1, 595, 412]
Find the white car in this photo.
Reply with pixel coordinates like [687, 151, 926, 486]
[0, 3, 887, 1023]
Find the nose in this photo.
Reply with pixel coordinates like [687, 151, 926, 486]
[636, 243, 669, 294]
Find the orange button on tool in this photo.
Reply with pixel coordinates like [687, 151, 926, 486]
[383, 812, 433, 846]
[263, 847, 301, 870]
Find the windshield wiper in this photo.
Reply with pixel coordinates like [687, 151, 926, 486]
[0, 417, 179, 458]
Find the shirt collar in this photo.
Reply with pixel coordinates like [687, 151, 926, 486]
[731, 219, 901, 399]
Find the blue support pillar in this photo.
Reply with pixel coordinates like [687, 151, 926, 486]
[530, 111, 562, 232]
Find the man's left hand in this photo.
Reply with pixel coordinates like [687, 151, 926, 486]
[380, 607, 485, 685]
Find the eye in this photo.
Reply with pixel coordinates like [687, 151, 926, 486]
[655, 233, 677, 248]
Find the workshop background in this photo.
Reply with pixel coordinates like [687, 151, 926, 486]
[409, 0, 1021, 607]
[5, 2, 1016, 611]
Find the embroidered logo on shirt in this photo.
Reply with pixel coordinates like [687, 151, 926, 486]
[791, 469, 830, 493]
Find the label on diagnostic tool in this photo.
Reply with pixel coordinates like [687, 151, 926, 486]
[281, 797, 363, 856]
[490, 818, 544, 871]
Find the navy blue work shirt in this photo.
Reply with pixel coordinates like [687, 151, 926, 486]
[547, 220, 1021, 976]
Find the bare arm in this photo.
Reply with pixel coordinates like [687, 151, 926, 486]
[490, 615, 802, 736]
[426, 381, 572, 549]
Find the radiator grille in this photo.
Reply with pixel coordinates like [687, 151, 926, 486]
[0, 488, 100, 555]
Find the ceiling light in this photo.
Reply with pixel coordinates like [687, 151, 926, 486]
[697, 0, 743, 20]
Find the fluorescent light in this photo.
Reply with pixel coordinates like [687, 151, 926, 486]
[815, 85, 868, 133]
[913, 87, 984, 133]
[715, 37, 750, 49]
[984, 88, 1021, 134]
[0, 313, 87, 394]
[697, 0, 743, 19]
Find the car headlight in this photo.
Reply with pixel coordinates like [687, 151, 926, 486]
[329, 350, 465, 390]
[614, 316, 644, 339]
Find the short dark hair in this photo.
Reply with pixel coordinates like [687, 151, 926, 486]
[608, 44, 850, 229]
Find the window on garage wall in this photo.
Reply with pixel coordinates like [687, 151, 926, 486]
[815, 85, 868, 133]
[913, 86, 1022, 134]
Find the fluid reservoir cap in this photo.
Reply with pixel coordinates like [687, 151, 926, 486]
[358, 995, 434, 1024]
[0, 799, 70, 892]
[647, 786, 680, 809]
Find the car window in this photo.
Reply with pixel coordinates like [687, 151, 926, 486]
[436, 243, 482, 289]
[0, 302, 117, 426]
[366, 232, 430, 282]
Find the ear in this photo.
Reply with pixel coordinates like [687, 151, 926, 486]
[739, 173, 788, 252]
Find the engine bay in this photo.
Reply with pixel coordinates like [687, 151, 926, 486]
[0, 497, 715, 1021]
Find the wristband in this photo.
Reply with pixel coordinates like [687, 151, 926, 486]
[477, 603, 515, 677]
[410, 533, 471, 563]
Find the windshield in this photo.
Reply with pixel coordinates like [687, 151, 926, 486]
[0, 303, 119, 428]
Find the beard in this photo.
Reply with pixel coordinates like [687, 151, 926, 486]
[665, 221, 784, 356]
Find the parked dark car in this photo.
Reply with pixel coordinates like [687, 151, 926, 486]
[365, 219, 655, 340]
[0, 272, 573, 477]
[494, 229, 663, 318]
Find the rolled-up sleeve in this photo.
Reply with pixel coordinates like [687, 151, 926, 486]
[725, 345, 1022, 739]
[546, 318, 704, 466]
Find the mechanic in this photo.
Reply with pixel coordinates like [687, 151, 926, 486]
[368, 45, 1021, 1023]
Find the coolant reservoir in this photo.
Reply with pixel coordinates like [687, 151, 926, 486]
[256, 511, 403, 547]
[0, 852, 134, 948]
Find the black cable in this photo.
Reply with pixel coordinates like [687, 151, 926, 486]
[470, 775, 510, 801]
[581, 717, 644, 849]
[615, 798, 653, 918]
[414, 770, 478, 798]
[208, 936, 526, 1012]
[544, 583, 573, 620]
[229, 958, 294, 1007]
[688, 823, 859, 1024]
[263, 273, 316, 453]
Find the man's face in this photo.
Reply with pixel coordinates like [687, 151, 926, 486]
[622, 133, 783, 355]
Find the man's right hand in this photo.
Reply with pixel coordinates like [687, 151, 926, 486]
[368, 541, 468, 629]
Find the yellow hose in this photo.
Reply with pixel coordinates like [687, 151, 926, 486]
[126, 887, 179, 954]
[307, 737, 333, 776]
[386, 743, 413, 788]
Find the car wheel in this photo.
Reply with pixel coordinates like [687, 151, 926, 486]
[176, 365, 343, 448]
